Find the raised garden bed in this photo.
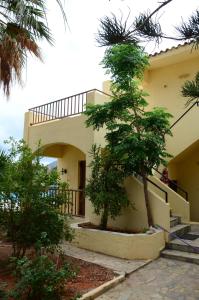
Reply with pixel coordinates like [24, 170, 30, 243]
[78, 222, 142, 234]
[0, 242, 115, 300]
[72, 222, 165, 260]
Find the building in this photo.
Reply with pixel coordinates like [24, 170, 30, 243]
[23, 43, 199, 260]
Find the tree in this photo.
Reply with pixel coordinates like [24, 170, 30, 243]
[85, 31, 172, 227]
[86, 145, 129, 229]
[0, 0, 67, 96]
[0, 138, 73, 257]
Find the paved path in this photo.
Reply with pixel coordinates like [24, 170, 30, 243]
[97, 258, 199, 300]
[62, 242, 150, 275]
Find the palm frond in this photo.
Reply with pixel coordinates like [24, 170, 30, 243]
[96, 13, 137, 47]
[0, 23, 41, 96]
[134, 12, 162, 44]
[0, 0, 68, 96]
[181, 72, 199, 107]
[176, 10, 199, 45]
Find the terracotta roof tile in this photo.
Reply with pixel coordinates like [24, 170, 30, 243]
[149, 41, 193, 57]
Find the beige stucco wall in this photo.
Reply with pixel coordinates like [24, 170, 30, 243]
[87, 176, 170, 234]
[144, 48, 199, 158]
[166, 107, 199, 158]
[169, 144, 199, 222]
[57, 145, 85, 189]
[24, 113, 93, 155]
[72, 223, 165, 260]
[144, 56, 199, 117]
[148, 176, 190, 223]
[86, 176, 148, 232]
[148, 188, 170, 233]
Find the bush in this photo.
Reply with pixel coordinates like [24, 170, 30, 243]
[0, 283, 8, 300]
[10, 255, 76, 300]
[0, 139, 73, 257]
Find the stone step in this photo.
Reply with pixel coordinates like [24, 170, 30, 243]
[166, 239, 199, 254]
[161, 249, 199, 264]
[170, 216, 181, 228]
[169, 224, 190, 241]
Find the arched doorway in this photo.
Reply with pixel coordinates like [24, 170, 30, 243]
[40, 143, 86, 216]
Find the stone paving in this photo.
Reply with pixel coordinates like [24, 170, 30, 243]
[62, 242, 150, 275]
[97, 258, 199, 300]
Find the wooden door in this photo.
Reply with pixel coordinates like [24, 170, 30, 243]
[78, 160, 86, 215]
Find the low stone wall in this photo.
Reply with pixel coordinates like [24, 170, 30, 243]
[71, 223, 165, 260]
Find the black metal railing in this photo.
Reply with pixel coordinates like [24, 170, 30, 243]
[0, 189, 85, 217]
[43, 188, 85, 216]
[153, 168, 188, 201]
[29, 89, 111, 125]
[170, 101, 199, 129]
[146, 177, 168, 203]
[136, 174, 168, 203]
[155, 224, 199, 253]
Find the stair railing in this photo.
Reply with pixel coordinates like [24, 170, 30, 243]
[155, 224, 199, 254]
[137, 174, 168, 203]
[146, 177, 168, 203]
[153, 168, 188, 201]
[170, 101, 199, 129]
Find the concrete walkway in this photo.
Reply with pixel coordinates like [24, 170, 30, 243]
[62, 242, 150, 275]
[97, 258, 199, 300]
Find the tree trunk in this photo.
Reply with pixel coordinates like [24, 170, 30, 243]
[100, 203, 109, 230]
[142, 175, 153, 227]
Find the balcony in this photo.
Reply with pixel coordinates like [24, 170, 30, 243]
[24, 88, 110, 157]
[28, 89, 110, 126]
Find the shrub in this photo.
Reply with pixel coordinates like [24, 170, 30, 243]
[10, 255, 76, 300]
[0, 138, 73, 257]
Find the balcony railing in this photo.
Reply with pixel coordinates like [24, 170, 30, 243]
[29, 89, 111, 125]
[43, 188, 85, 216]
[0, 189, 85, 217]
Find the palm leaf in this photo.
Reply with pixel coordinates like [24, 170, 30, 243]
[96, 13, 137, 47]
[181, 72, 199, 107]
[0, 0, 67, 96]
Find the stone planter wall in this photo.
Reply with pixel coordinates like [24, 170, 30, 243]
[71, 223, 165, 260]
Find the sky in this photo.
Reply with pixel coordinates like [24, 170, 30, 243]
[0, 0, 198, 159]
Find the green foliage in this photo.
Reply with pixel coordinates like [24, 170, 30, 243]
[85, 42, 172, 226]
[10, 255, 76, 300]
[0, 283, 8, 300]
[86, 145, 129, 229]
[0, 138, 73, 257]
[181, 71, 199, 106]
[102, 44, 149, 90]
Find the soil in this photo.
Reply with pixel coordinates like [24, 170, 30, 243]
[0, 242, 115, 300]
[79, 222, 142, 234]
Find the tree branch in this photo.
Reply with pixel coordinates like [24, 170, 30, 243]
[134, 0, 174, 32]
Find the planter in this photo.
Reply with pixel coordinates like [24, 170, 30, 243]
[71, 223, 165, 260]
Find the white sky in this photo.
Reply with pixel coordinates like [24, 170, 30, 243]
[0, 0, 198, 154]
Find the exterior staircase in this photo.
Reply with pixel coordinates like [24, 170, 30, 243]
[161, 216, 199, 264]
